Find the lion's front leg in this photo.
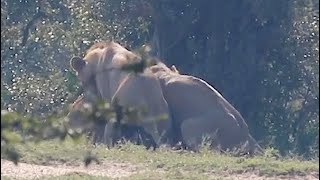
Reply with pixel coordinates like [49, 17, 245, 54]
[103, 120, 121, 148]
[140, 122, 162, 150]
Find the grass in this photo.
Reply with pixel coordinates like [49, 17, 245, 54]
[44, 173, 111, 180]
[1, 137, 319, 179]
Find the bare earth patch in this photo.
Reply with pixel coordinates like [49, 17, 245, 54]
[1, 159, 318, 180]
[1, 159, 143, 179]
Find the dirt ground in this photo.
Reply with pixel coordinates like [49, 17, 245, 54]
[1, 159, 142, 179]
[1, 159, 318, 180]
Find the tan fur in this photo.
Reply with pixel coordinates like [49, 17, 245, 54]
[66, 95, 92, 132]
[170, 65, 180, 73]
[66, 94, 106, 144]
[67, 96, 84, 129]
[70, 41, 171, 146]
[149, 62, 262, 154]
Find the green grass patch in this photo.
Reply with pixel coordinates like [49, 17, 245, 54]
[1, 137, 319, 178]
[122, 170, 215, 180]
[43, 173, 110, 180]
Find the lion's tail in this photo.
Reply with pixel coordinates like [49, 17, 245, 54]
[247, 134, 264, 156]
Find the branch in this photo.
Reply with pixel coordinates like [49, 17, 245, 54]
[21, 11, 47, 46]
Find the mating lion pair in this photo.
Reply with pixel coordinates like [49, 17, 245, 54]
[66, 41, 263, 155]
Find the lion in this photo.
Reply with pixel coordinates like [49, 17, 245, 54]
[148, 62, 263, 154]
[69, 41, 172, 148]
[66, 94, 158, 149]
[65, 94, 106, 144]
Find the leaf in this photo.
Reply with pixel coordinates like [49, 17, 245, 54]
[2, 130, 22, 144]
[3, 146, 20, 165]
[84, 152, 100, 167]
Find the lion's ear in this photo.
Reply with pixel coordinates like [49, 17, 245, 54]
[170, 65, 179, 73]
[70, 56, 86, 72]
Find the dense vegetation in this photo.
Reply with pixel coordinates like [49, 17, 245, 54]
[1, 0, 319, 158]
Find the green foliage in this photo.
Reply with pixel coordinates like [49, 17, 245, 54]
[1, 110, 66, 163]
[121, 45, 158, 73]
[1, 0, 152, 116]
[250, 0, 319, 156]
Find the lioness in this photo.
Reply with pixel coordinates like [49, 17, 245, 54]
[66, 94, 158, 149]
[148, 62, 263, 154]
[69, 41, 172, 148]
[65, 93, 105, 143]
